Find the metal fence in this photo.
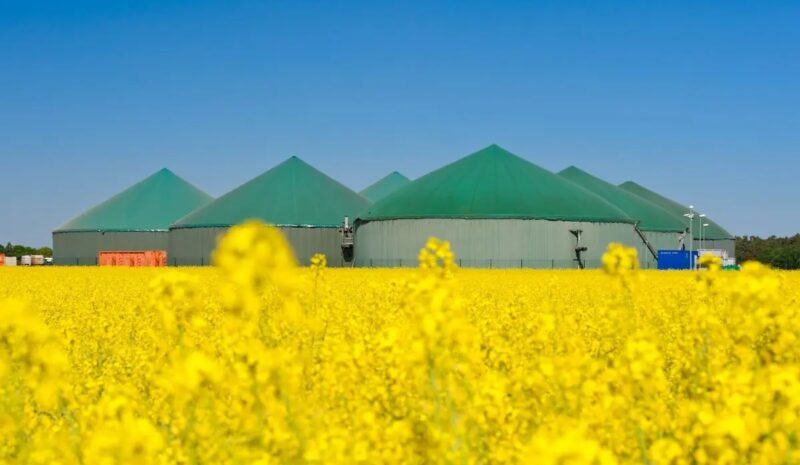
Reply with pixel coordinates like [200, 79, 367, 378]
[54, 256, 99, 266]
[352, 258, 628, 269]
[55, 255, 657, 270]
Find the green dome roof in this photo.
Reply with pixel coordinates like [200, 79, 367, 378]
[618, 181, 733, 240]
[359, 172, 411, 203]
[54, 168, 213, 233]
[559, 166, 686, 232]
[358, 145, 634, 223]
[172, 156, 369, 228]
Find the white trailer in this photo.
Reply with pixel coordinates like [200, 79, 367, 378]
[697, 249, 736, 267]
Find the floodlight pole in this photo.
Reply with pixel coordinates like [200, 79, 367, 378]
[700, 218, 706, 249]
[688, 206, 694, 253]
[684, 206, 695, 268]
[698, 214, 706, 250]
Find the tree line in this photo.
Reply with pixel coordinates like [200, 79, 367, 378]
[2, 242, 53, 258]
[736, 235, 800, 270]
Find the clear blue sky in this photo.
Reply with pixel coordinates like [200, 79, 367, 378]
[2, 1, 798, 246]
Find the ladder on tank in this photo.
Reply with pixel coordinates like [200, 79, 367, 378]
[633, 222, 658, 263]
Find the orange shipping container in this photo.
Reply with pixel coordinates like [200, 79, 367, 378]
[98, 250, 167, 267]
[0, 254, 4, 266]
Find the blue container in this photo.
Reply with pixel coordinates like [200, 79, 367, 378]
[657, 250, 699, 270]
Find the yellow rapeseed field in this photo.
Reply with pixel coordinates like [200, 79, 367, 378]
[1, 221, 800, 465]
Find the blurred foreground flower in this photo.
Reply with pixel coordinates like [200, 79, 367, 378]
[602, 242, 639, 276]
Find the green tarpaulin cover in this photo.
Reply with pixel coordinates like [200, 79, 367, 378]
[619, 181, 733, 240]
[358, 145, 634, 223]
[172, 156, 369, 228]
[54, 168, 213, 232]
[559, 166, 686, 232]
[359, 172, 411, 203]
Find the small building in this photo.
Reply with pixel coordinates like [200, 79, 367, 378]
[169, 156, 370, 266]
[53, 168, 213, 265]
[355, 145, 638, 268]
[359, 171, 411, 203]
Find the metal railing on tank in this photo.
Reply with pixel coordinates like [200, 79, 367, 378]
[352, 257, 613, 269]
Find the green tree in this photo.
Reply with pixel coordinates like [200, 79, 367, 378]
[736, 234, 800, 270]
[35, 247, 53, 257]
[1, 243, 53, 258]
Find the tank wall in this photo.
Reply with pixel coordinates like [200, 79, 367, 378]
[354, 219, 639, 269]
[167, 227, 226, 266]
[53, 231, 168, 265]
[283, 228, 347, 266]
[168, 227, 349, 266]
[641, 231, 683, 269]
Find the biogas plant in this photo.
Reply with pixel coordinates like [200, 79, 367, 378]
[52, 145, 734, 269]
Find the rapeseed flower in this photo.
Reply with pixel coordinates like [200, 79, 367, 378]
[0, 230, 798, 464]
